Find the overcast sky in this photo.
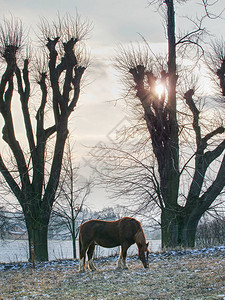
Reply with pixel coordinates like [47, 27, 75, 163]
[0, 0, 224, 209]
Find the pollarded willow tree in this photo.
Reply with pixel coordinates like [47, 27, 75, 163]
[0, 14, 91, 261]
[110, 0, 225, 248]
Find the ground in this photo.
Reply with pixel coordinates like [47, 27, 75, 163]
[0, 246, 224, 299]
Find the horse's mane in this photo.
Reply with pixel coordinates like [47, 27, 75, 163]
[134, 227, 146, 245]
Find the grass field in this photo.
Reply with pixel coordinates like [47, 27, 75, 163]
[0, 246, 224, 299]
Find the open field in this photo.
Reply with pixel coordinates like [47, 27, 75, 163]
[0, 246, 224, 299]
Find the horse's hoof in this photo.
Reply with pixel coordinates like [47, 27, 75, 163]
[90, 268, 98, 272]
[88, 265, 97, 271]
[116, 266, 128, 270]
[79, 268, 86, 273]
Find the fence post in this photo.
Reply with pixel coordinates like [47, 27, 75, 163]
[30, 239, 35, 269]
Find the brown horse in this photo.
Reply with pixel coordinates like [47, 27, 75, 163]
[79, 217, 149, 272]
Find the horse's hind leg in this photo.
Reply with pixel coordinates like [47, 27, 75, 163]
[117, 243, 129, 270]
[87, 242, 97, 271]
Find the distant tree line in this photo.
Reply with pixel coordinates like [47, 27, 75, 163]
[196, 217, 225, 247]
[1, 204, 225, 249]
[0, 206, 122, 240]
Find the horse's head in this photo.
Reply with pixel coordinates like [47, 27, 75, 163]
[138, 242, 149, 268]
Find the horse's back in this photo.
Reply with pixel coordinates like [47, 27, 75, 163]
[79, 217, 142, 247]
[80, 217, 140, 233]
[79, 219, 121, 248]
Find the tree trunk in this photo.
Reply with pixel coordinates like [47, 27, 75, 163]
[31, 224, 48, 261]
[25, 210, 50, 262]
[161, 208, 201, 249]
[72, 218, 77, 259]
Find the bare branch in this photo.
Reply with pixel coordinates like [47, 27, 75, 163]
[199, 154, 225, 212]
[205, 39, 225, 97]
[0, 17, 23, 61]
[0, 154, 21, 200]
[38, 12, 92, 45]
[201, 0, 225, 19]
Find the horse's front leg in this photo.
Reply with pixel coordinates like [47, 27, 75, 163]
[117, 242, 129, 269]
[87, 242, 97, 271]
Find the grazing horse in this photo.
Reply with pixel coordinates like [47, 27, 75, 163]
[79, 217, 149, 272]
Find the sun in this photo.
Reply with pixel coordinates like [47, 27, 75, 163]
[155, 84, 165, 98]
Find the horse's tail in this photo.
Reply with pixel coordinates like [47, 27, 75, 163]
[78, 225, 87, 271]
[78, 226, 83, 259]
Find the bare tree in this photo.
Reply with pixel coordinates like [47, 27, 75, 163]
[51, 140, 91, 259]
[0, 14, 91, 261]
[0, 206, 8, 239]
[97, 0, 225, 248]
